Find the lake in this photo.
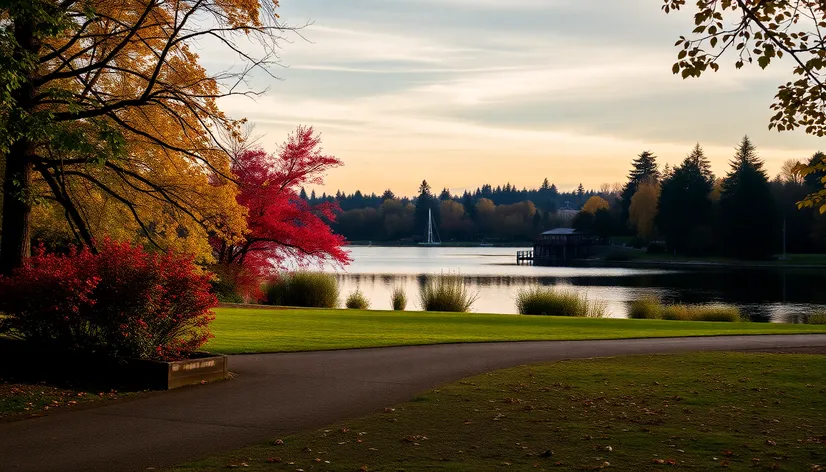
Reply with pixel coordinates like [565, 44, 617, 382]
[325, 246, 826, 322]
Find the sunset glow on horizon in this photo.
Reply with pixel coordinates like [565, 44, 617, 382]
[210, 0, 823, 196]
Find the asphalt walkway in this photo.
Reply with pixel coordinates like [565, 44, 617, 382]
[2, 334, 826, 471]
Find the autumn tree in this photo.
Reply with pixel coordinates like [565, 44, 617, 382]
[0, 0, 291, 273]
[439, 200, 469, 241]
[719, 136, 779, 259]
[628, 180, 660, 241]
[620, 151, 659, 226]
[214, 127, 348, 274]
[662, 0, 826, 211]
[581, 196, 610, 214]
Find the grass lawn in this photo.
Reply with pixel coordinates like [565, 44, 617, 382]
[205, 307, 826, 355]
[169, 352, 826, 471]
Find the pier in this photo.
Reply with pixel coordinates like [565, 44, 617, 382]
[516, 250, 533, 264]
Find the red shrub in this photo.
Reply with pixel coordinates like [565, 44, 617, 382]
[0, 240, 217, 361]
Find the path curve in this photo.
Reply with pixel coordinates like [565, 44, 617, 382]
[3, 334, 826, 472]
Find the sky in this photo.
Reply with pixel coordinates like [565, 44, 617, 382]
[206, 0, 823, 197]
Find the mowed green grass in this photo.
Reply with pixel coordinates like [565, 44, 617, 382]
[170, 352, 826, 471]
[205, 307, 826, 354]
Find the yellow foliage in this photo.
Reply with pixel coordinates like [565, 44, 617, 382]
[23, 0, 268, 260]
[628, 182, 660, 241]
[581, 196, 610, 214]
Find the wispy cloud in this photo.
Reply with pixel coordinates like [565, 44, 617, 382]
[208, 0, 821, 195]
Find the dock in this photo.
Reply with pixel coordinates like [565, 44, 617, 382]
[516, 250, 533, 265]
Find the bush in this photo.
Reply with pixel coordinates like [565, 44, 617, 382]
[262, 272, 339, 308]
[515, 287, 607, 318]
[628, 298, 742, 322]
[807, 311, 826, 325]
[209, 264, 261, 303]
[0, 240, 217, 361]
[628, 297, 662, 319]
[419, 275, 478, 313]
[345, 289, 370, 309]
[391, 287, 407, 311]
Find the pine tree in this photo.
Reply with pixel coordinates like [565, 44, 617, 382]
[439, 188, 452, 200]
[656, 145, 715, 255]
[541, 178, 550, 190]
[418, 180, 432, 197]
[719, 136, 779, 259]
[381, 189, 395, 201]
[299, 188, 309, 200]
[620, 151, 660, 227]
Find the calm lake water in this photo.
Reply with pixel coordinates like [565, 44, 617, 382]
[324, 246, 826, 322]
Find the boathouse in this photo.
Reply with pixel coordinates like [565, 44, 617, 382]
[532, 228, 600, 266]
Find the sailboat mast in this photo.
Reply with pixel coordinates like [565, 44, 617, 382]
[427, 209, 433, 244]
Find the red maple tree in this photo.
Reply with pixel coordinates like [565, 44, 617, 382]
[215, 126, 349, 277]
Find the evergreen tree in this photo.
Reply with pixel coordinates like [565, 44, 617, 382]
[620, 151, 660, 226]
[439, 188, 452, 200]
[541, 178, 550, 190]
[299, 187, 309, 200]
[656, 145, 715, 255]
[576, 183, 585, 203]
[549, 183, 559, 197]
[310, 189, 317, 201]
[381, 189, 395, 201]
[415, 179, 439, 238]
[719, 136, 779, 259]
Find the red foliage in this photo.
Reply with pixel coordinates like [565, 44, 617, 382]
[216, 126, 350, 277]
[0, 240, 217, 361]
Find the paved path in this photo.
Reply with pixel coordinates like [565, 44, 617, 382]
[3, 335, 826, 472]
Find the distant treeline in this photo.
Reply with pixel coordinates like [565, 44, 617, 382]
[303, 136, 826, 258]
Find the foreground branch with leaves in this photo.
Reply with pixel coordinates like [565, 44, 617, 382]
[0, 0, 294, 273]
[663, 0, 826, 212]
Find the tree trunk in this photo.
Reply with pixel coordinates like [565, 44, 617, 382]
[0, 18, 39, 275]
[0, 150, 33, 274]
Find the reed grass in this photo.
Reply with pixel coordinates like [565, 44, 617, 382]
[419, 275, 478, 313]
[345, 289, 370, 309]
[629, 298, 742, 322]
[807, 311, 826, 325]
[515, 287, 607, 318]
[262, 272, 339, 308]
[390, 287, 407, 311]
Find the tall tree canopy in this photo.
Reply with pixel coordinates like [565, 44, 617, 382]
[620, 151, 660, 225]
[663, 0, 826, 212]
[719, 136, 778, 259]
[214, 127, 348, 274]
[657, 144, 715, 254]
[628, 180, 660, 241]
[0, 0, 289, 273]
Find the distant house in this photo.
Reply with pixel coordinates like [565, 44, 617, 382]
[533, 228, 600, 266]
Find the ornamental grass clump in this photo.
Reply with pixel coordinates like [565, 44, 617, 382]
[0, 240, 217, 361]
[262, 272, 339, 308]
[345, 289, 370, 309]
[807, 311, 826, 325]
[390, 287, 407, 311]
[515, 287, 606, 318]
[628, 298, 743, 322]
[419, 275, 478, 313]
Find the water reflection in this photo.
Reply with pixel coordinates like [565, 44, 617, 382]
[326, 247, 826, 322]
